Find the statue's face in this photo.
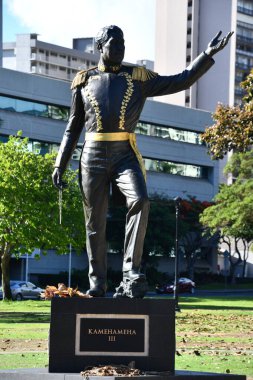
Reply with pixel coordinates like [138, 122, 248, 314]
[100, 31, 125, 65]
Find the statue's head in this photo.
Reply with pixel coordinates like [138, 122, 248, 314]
[95, 25, 125, 65]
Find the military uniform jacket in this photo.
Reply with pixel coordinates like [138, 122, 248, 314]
[54, 52, 214, 171]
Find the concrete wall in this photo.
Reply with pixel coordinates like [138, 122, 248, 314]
[154, 0, 237, 111]
[154, 0, 188, 106]
[13, 250, 217, 283]
[197, 0, 236, 110]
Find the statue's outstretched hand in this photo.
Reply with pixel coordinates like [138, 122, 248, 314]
[52, 168, 67, 190]
[205, 31, 234, 57]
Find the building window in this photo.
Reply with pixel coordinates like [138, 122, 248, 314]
[0, 130, 208, 178]
[49, 64, 58, 71]
[237, 21, 253, 42]
[238, 0, 253, 16]
[135, 121, 203, 145]
[143, 157, 208, 179]
[0, 135, 81, 161]
[3, 135, 80, 162]
[0, 95, 69, 121]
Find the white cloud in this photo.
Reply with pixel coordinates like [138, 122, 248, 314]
[6, 0, 155, 63]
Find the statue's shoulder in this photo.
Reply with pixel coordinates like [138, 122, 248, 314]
[71, 67, 98, 89]
[123, 64, 158, 81]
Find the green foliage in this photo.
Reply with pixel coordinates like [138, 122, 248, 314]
[224, 150, 253, 179]
[107, 194, 177, 261]
[107, 194, 213, 279]
[0, 134, 85, 254]
[180, 197, 213, 229]
[144, 195, 176, 258]
[200, 153, 253, 241]
[0, 134, 85, 298]
[200, 152, 253, 279]
[201, 69, 253, 159]
[179, 197, 215, 279]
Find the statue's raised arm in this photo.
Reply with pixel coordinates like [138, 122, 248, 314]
[205, 31, 234, 57]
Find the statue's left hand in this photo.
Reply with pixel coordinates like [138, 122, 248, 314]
[205, 31, 234, 57]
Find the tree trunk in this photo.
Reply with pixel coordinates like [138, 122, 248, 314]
[229, 257, 242, 284]
[242, 260, 247, 278]
[229, 262, 237, 284]
[241, 240, 250, 278]
[186, 253, 196, 280]
[1, 249, 12, 300]
[229, 238, 242, 284]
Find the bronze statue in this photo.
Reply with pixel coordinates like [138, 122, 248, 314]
[52, 26, 233, 298]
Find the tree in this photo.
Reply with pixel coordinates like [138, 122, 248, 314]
[200, 152, 253, 281]
[180, 197, 215, 279]
[107, 194, 213, 279]
[220, 235, 251, 281]
[0, 133, 85, 300]
[201, 69, 253, 159]
[107, 195, 177, 266]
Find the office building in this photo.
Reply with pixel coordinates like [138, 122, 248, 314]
[155, 0, 253, 110]
[3, 34, 100, 81]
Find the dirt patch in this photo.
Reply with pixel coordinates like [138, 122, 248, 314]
[177, 329, 253, 355]
[0, 339, 48, 353]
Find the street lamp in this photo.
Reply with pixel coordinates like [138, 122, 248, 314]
[68, 243, 72, 288]
[174, 196, 181, 312]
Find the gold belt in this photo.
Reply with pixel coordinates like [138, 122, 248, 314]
[85, 132, 130, 141]
[85, 132, 146, 181]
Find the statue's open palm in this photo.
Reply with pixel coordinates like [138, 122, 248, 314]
[206, 31, 234, 57]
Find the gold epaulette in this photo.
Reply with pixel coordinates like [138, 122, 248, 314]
[132, 66, 158, 82]
[71, 67, 97, 89]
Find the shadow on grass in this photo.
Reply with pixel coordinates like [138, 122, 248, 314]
[0, 312, 50, 323]
[178, 296, 253, 311]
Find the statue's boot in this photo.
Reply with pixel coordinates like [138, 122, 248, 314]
[86, 286, 106, 297]
[113, 270, 148, 299]
[123, 269, 146, 281]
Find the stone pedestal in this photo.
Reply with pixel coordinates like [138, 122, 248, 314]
[49, 298, 175, 373]
[0, 368, 247, 380]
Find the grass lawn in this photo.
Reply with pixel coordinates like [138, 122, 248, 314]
[0, 297, 252, 377]
[175, 297, 253, 378]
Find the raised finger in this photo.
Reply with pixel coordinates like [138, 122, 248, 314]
[226, 31, 234, 40]
[213, 30, 222, 41]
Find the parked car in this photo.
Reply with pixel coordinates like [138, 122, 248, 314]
[155, 277, 196, 294]
[0, 281, 44, 301]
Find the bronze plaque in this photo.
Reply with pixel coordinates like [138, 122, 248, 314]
[75, 314, 149, 356]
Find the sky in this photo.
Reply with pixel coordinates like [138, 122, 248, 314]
[2, 0, 156, 63]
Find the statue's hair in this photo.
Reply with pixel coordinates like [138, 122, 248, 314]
[95, 25, 124, 50]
